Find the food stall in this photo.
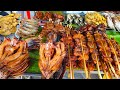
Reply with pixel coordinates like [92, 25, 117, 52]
[0, 11, 120, 79]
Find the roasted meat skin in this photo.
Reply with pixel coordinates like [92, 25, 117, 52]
[39, 42, 66, 79]
[0, 38, 30, 79]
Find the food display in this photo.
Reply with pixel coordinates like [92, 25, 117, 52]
[112, 16, 120, 32]
[37, 18, 120, 79]
[66, 14, 84, 26]
[16, 18, 39, 38]
[63, 24, 120, 79]
[0, 11, 120, 79]
[34, 11, 64, 22]
[0, 13, 21, 35]
[0, 38, 29, 79]
[85, 11, 107, 26]
[102, 11, 120, 32]
[39, 42, 66, 79]
[38, 20, 65, 42]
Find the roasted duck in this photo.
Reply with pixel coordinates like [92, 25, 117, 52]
[39, 42, 66, 79]
[0, 38, 29, 79]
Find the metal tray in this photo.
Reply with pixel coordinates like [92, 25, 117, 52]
[9, 70, 104, 79]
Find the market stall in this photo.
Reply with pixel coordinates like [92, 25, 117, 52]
[0, 11, 120, 79]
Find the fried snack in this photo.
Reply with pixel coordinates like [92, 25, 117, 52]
[0, 13, 21, 35]
[85, 12, 107, 26]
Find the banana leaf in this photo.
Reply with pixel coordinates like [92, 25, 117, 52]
[106, 30, 120, 44]
[26, 50, 40, 73]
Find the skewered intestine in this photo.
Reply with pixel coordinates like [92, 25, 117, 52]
[73, 33, 89, 79]
[86, 31, 102, 79]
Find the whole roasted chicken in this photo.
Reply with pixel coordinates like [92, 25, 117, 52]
[0, 38, 30, 79]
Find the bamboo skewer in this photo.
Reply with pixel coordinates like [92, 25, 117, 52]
[83, 59, 88, 79]
[88, 70, 91, 79]
[101, 33, 119, 78]
[108, 62, 119, 79]
[106, 62, 113, 79]
[103, 33, 120, 71]
[96, 60, 102, 79]
[80, 40, 89, 79]
[68, 45, 74, 79]
[66, 25, 74, 79]
[86, 31, 102, 79]
[101, 62, 109, 79]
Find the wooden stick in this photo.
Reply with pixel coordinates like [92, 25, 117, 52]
[108, 62, 119, 79]
[106, 62, 113, 79]
[68, 45, 74, 79]
[101, 62, 108, 79]
[96, 60, 102, 79]
[104, 33, 120, 72]
[83, 59, 88, 79]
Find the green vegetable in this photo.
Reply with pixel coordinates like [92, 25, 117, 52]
[26, 50, 40, 73]
[107, 35, 120, 44]
[38, 26, 42, 33]
[106, 30, 120, 44]
[106, 30, 120, 35]
[41, 36, 47, 43]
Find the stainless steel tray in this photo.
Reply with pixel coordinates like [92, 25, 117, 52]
[9, 70, 104, 79]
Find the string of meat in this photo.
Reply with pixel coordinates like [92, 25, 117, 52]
[73, 33, 89, 79]
[94, 30, 119, 78]
[86, 31, 102, 79]
[101, 32, 120, 78]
